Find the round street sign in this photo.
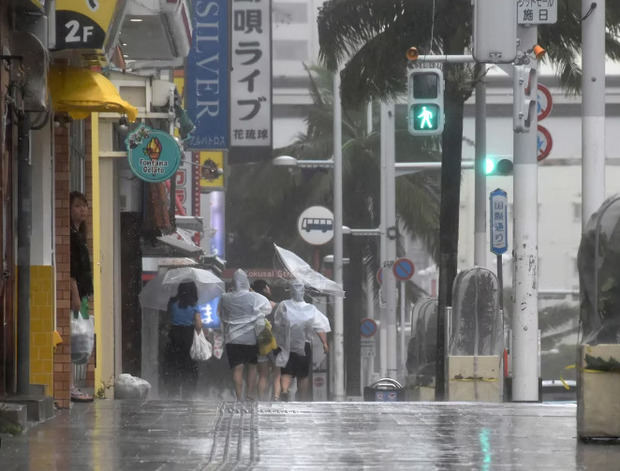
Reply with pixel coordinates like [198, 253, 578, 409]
[360, 318, 378, 338]
[392, 258, 415, 281]
[537, 125, 553, 162]
[537, 84, 553, 121]
[297, 206, 334, 246]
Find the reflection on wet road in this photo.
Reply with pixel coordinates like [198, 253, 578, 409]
[1, 400, 618, 470]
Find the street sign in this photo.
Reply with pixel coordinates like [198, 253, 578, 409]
[489, 188, 508, 255]
[518, 0, 558, 25]
[392, 258, 415, 281]
[361, 338, 376, 357]
[537, 84, 553, 121]
[297, 206, 334, 245]
[360, 318, 378, 338]
[473, 0, 517, 63]
[537, 125, 553, 162]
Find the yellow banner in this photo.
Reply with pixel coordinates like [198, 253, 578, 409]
[199, 151, 224, 190]
[55, 0, 120, 50]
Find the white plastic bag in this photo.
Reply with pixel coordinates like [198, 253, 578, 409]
[190, 329, 212, 361]
[70, 312, 94, 364]
[114, 373, 151, 400]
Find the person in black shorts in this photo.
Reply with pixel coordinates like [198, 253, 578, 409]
[219, 270, 271, 400]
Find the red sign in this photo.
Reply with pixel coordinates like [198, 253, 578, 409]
[376, 268, 383, 285]
[392, 258, 415, 281]
[537, 84, 552, 121]
[537, 125, 553, 162]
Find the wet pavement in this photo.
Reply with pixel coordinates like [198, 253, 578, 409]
[1, 400, 619, 470]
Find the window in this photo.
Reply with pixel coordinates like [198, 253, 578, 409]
[273, 3, 308, 24]
[273, 40, 308, 61]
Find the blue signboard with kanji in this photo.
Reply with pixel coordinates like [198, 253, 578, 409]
[489, 188, 508, 255]
[199, 296, 221, 329]
[185, 0, 229, 150]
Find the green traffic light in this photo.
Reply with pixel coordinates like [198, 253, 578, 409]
[485, 157, 513, 176]
[411, 104, 439, 131]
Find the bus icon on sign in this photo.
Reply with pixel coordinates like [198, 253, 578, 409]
[301, 217, 333, 233]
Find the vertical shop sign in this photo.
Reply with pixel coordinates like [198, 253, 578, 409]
[229, 0, 272, 163]
[185, 0, 229, 150]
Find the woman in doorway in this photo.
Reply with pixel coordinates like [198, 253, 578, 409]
[70, 191, 94, 402]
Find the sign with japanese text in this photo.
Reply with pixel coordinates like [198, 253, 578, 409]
[489, 188, 508, 255]
[185, 0, 229, 150]
[55, 0, 120, 50]
[517, 0, 557, 25]
[229, 0, 272, 163]
[175, 151, 201, 216]
[126, 125, 182, 183]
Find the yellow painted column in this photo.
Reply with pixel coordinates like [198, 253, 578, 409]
[91, 113, 102, 391]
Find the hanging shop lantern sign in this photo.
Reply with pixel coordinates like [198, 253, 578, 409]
[126, 125, 182, 182]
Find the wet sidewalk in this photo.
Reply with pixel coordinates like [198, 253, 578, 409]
[0, 400, 618, 470]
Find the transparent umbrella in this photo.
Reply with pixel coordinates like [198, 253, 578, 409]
[274, 243, 345, 297]
[139, 267, 225, 311]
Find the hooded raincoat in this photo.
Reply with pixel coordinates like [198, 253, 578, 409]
[220, 269, 272, 345]
[273, 280, 331, 367]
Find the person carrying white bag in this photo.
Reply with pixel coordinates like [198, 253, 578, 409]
[190, 328, 212, 361]
[164, 282, 203, 399]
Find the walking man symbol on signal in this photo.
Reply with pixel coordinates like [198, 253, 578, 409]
[417, 106, 434, 129]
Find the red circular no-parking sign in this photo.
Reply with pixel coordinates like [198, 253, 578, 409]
[537, 125, 553, 162]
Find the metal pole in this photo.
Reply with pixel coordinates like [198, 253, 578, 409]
[381, 102, 398, 379]
[581, 0, 606, 227]
[512, 24, 539, 402]
[17, 112, 31, 395]
[365, 263, 376, 382]
[378, 106, 388, 378]
[497, 254, 503, 311]
[399, 281, 406, 379]
[474, 68, 487, 267]
[333, 70, 345, 401]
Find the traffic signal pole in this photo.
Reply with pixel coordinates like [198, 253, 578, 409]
[474, 66, 487, 267]
[581, 0, 606, 227]
[512, 25, 540, 402]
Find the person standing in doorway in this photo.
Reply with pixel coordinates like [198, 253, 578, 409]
[70, 191, 94, 402]
[219, 270, 271, 401]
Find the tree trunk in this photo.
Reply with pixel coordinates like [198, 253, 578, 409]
[435, 64, 466, 400]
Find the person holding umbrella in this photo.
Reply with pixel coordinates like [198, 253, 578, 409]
[164, 281, 203, 399]
[219, 269, 272, 401]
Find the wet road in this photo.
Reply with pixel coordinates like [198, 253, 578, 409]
[0, 400, 618, 470]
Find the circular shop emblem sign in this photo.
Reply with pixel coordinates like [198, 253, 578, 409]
[126, 125, 182, 182]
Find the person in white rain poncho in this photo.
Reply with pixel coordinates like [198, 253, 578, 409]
[219, 269, 272, 401]
[273, 279, 330, 401]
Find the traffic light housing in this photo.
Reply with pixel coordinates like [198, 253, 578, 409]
[484, 156, 513, 176]
[407, 68, 444, 136]
[513, 64, 536, 132]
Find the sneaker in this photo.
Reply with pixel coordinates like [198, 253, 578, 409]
[71, 387, 93, 402]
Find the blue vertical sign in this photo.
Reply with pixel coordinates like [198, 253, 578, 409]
[185, 0, 228, 150]
[489, 188, 508, 255]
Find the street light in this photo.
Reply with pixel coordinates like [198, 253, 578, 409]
[273, 155, 334, 169]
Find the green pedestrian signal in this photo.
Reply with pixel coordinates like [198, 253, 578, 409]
[411, 104, 440, 131]
[407, 68, 444, 136]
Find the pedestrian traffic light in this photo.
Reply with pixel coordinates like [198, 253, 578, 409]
[407, 68, 444, 136]
[484, 156, 513, 176]
[513, 64, 536, 133]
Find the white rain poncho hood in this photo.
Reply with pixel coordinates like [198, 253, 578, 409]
[273, 280, 332, 367]
[220, 269, 271, 344]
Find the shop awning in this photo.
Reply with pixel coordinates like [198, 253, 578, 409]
[48, 66, 138, 122]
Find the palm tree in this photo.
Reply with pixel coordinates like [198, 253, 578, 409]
[317, 0, 620, 399]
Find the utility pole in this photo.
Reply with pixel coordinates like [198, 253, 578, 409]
[581, 0, 606, 227]
[512, 24, 539, 402]
[474, 65, 487, 267]
[333, 70, 345, 401]
[380, 102, 398, 379]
